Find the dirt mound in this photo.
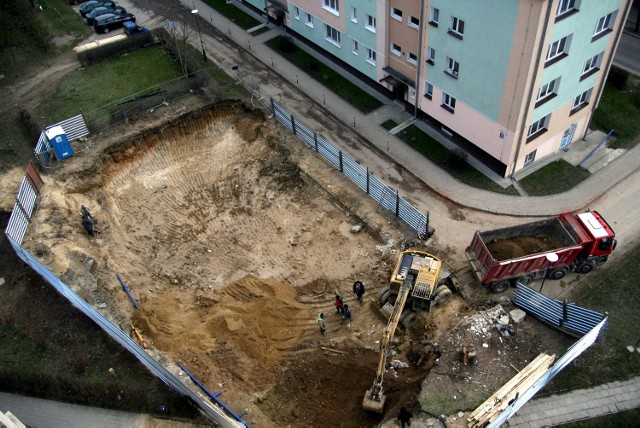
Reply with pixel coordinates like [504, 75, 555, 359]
[133, 275, 312, 365]
[486, 235, 561, 260]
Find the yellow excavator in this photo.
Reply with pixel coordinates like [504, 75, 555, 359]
[363, 249, 454, 413]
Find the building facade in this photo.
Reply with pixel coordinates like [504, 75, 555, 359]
[268, 0, 631, 177]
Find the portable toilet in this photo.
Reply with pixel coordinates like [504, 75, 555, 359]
[45, 126, 74, 160]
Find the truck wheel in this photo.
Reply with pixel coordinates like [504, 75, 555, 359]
[516, 275, 533, 286]
[490, 280, 510, 294]
[378, 288, 391, 306]
[548, 267, 568, 280]
[577, 262, 594, 274]
[435, 285, 452, 304]
[400, 310, 419, 330]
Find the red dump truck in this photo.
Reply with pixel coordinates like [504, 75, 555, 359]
[466, 211, 616, 293]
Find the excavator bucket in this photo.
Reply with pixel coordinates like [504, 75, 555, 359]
[362, 390, 386, 413]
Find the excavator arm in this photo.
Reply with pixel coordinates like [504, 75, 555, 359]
[362, 274, 414, 413]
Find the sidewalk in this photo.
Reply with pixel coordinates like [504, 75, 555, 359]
[179, 0, 640, 217]
[507, 376, 640, 427]
[0, 392, 200, 428]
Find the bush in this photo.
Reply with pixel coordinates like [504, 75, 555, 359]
[19, 109, 42, 140]
[307, 59, 320, 71]
[446, 148, 468, 171]
[608, 66, 630, 91]
[278, 36, 296, 53]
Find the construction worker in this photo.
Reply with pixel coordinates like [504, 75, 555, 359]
[82, 214, 95, 237]
[353, 281, 366, 305]
[397, 407, 413, 427]
[342, 304, 352, 323]
[317, 313, 326, 335]
[335, 294, 344, 314]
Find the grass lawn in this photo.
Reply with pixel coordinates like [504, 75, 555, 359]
[390, 123, 518, 195]
[547, 245, 640, 392]
[266, 35, 382, 113]
[35, 47, 183, 123]
[202, 0, 262, 30]
[186, 45, 252, 101]
[518, 160, 591, 196]
[592, 82, 640, 149]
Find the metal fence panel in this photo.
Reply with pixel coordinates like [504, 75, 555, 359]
[53, 114, 90, 141]
[34, 131, 53, 166]
[6, 237, 244, 428]
[513, 284, 607, 337]
[342, 156, 367, 192]
[270, 98, 432, 237]
[488, 318, 607, 427]
[294, 118, 315, 148]
[5, 177, 38, 245]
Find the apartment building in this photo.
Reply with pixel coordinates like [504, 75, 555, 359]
[262, 0, 630, 177]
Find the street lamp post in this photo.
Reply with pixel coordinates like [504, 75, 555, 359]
[538, 252, 559, 293]
[191, 9, 207, 62]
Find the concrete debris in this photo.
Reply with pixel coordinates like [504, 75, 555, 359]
[350, 224, 364, 233]
[97, 303, 107, 309]
[509, 308, 527, 324]
[0, 277, 5, 286]
[627, 346, 636, 353]
[457, 411, 465, 418]
[390, 360, 409, 369]
[497, 315, 510, 326]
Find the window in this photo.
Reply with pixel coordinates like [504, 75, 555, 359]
[524, 150, 537, 165]
[391, 7, 403, 22]
[442, 92, 456, 112]
[409, 16, 419, 29]
[546, 35, 570, 63]
[366, 48, 376, 65]
[352, 40, 358, 55]
[593, 12, 615, 39]
[390, 43, 402, 56]
[306, 13, 313, 27]
[572, 89, 592, 111]
[293, 6, 299, 19]
[536, 77, 560, 105]
[407, 52, 417, 64]
[429, 7, 439, 26]
[557, 0, 578, 18]
[323, 0, 339, 15]
[527, 114, 550, 139]
[424, 81, 433, 99]
[581, 52, 603, 79]
[445, 57, 459, 77]
[325, 24, 340, 46]
[426, 47, 435, 65]
[449, 16, 465, 38]
[351, 6, 357, 22]
[366, 14, 376, 32]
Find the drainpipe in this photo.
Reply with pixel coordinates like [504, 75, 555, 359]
[582, 0, 634, 141]
[414, 0, 426, 119]
[510, 0, 554, 178]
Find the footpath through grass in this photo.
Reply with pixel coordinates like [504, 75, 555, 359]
[35, 47, 183, 123]
[266, 35, 382, 113]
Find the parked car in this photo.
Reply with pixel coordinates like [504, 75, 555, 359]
[79, 1, 116, 17]
[85, 6, 126, 25]
[123, 21, 149, 36]
[93, 13, 136, 33]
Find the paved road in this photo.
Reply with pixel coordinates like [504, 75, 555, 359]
[613, 30, 640, 75]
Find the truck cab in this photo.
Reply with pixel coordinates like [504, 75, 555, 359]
[573, 211, 616, 266]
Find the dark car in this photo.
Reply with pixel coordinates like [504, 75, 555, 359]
[79, 1, 116, 17]
[93, 13, 136, 33]
[85, 6, 126, 25]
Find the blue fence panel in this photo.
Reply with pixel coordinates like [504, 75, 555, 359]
[270, 98, 433, 238]
[342, 156, 368, 192]
[294, 118, 315, 148]
[513, 284, 607, 337]
[5, 238, 243, 428]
